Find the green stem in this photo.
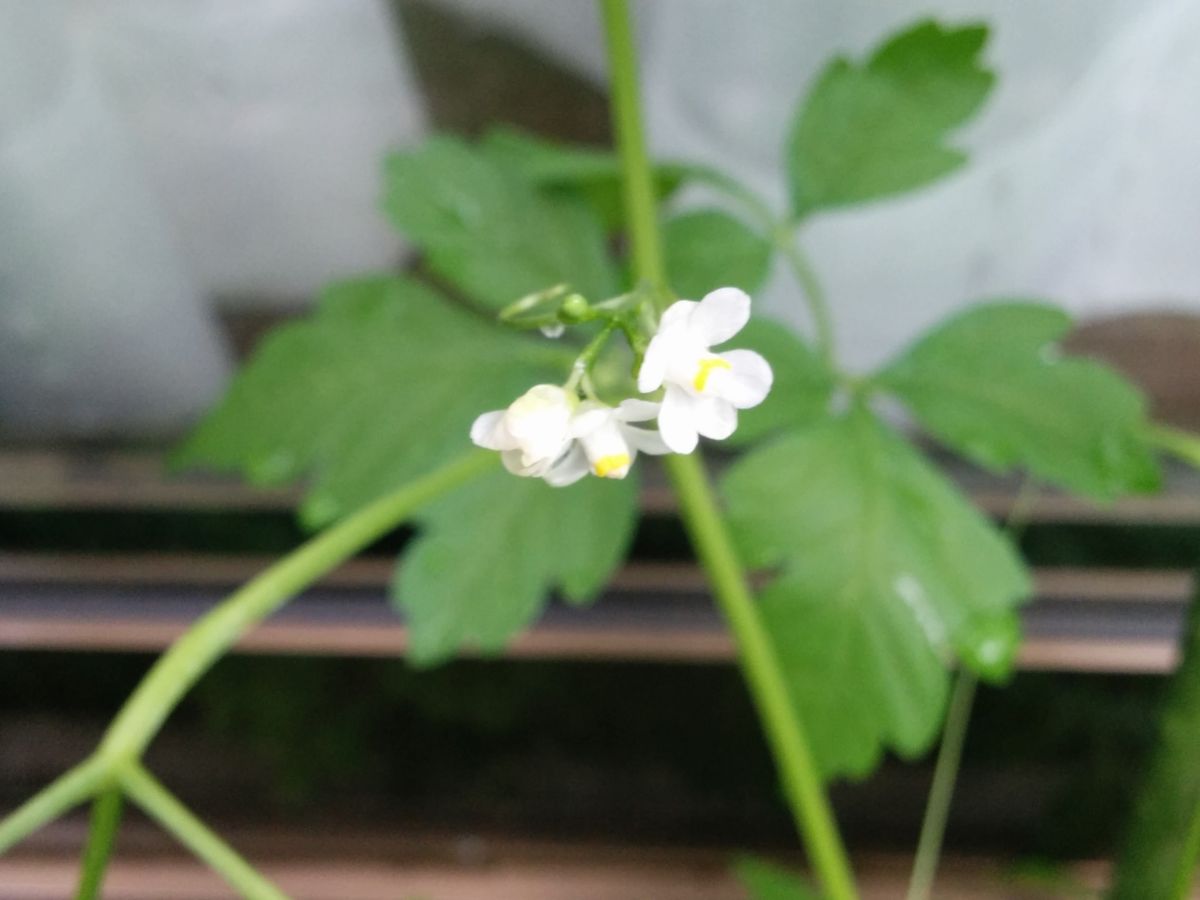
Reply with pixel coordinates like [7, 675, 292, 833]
[664, 454, 859, 900]
[75, 788, 124, 900]
[775, 228, 835, 365]
[905, 672, 977, 900]
[599, 0, 667, 301]
[0, 757, 107, 854]
[120, 763, 288, 900]
[600, 2, 858, 896]
[1146, 422, 1200, 469]
[98, 450, 494, 764]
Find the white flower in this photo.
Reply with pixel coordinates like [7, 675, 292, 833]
[636, 287, 773, 453]
[470, 384, 576, 478]
[542, 399, 670, 487]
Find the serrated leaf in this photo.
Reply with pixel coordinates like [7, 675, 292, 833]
[482, 127, 685, 231]
[876, 302, 1161, 500]
[788, 20, 994, 215]
[724, 317, 835, 447]
[663, 210, 772, 299]
[734, 855, 820, 900]
[393, 466, 637, 665]
[383, 136, 618, 309]
[174, 277, 568, 527]
[723, 408, 1030, 779]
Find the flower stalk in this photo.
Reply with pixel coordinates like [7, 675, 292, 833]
[599, 1, 859, 897]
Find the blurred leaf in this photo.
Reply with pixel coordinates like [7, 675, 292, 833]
[481, 127, 685, 230]
[394, 467, 637, 665]
[724, 317, 835, 447]
[174, 277, 567, 528]
[384, 136, 618, 309]
[723, 407, 1030, 779]
[877, 302, 1161, 500]
[788, 19, 994, 215]
[734, 855, 821, 899]
[663, 210, 772, 298]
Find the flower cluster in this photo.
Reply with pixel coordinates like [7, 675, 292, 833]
[471, 287, 773, 485]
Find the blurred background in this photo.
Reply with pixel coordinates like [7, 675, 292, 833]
[2, 1, 1200, 897]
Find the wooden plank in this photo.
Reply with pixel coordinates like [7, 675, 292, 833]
[0, 553, 1188, 673]
[4, 447, 1200, 523]
[0, 819, 1115, 900]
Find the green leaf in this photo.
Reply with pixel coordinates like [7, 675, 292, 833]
[876, 302, 1161, 500]
[384, 136, 618, 309]
[393, 467, 637, 665]
[663, 210, 773, 298]
[723, 408, 1030, 779]
[174, 277, 568, 528]
[787, 20, 994, 215]
[724, 317, 835, 447]
[481, 127, 685, 231]
[734, 855, 821, 900]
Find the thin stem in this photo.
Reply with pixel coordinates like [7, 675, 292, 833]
[98, 450, 495, 764]
[599, 0, 667, 301]
[664, 454, 859, 900]
[120, 763, 288, 900]
[1145, 422, 1200, 469]
[775, 228, 835, 365]
[565, 319, 619, 391]
[75, 787, 124, 900]
[905, 672, 977, 900]
[599, 2, 858, 896]
[0, 757, 107, 854]
[905, 478, 1039, 900]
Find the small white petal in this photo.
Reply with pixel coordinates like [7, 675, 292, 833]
[470, 411, 515, 450]
[616, 399, 660, 422]
[658, 385, 700, 454]
[694, 396, 737, 440]
[691, 288, 750, 345]
[637, 334, 670, 393]
[713, 349, 773, 409]
[539, 323, 566, 339]
[543, 445, 589, 487]
[501, 449, 544, 477]
[620, 423, 670, 455]
[569, 402, 612, 438]
[659, 300, 698, 330]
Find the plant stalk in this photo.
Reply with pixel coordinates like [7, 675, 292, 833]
[75, 788, 124, 900]
[775, 228, 835, 365]
[600, 2, 858, 896]
[905, 672, 977, 900]
[0, 757, 108, 854]
[120, 763, 288, 900]
[98, 450, 494, 764]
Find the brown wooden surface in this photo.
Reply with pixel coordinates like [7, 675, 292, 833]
[0, 819, 1116, 900]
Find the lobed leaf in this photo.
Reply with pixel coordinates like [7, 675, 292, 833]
[876, 302, 1161, 500]
[787, 19, 994, 215]
[393, 466, 637, 666]
[174, 277, 568, 528]
[723, 407, 1030, 779]
[384, 136, 618, 309]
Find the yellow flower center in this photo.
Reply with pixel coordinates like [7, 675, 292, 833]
[593, 453, 631, 478]
[693, 357, 732, 392]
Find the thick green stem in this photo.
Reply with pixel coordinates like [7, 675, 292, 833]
[775, 229, 835, 365]
[599, 2, 858, 896]
[599, 0, 666, 300]
[1146, 423, 1200, 469]
[0, 757, 108, 854]
[120, 763, 288, 900]
[665, 454, 859, 899]
[75, 788, 124, 900]
[905, 672, 977, 900]
[98, 450, 494, 763]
